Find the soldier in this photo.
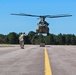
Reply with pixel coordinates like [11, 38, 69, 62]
[19, 32, 26, 49]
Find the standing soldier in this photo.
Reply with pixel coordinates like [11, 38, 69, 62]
[19, 32, 26, 49]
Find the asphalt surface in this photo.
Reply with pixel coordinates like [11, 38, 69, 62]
[47, 45, 76, 75]
[0, 45, 76, 75]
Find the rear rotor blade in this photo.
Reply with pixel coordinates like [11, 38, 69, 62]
[45, 14, 72, 18]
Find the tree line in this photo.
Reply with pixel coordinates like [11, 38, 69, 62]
[0, 31, 76, 45]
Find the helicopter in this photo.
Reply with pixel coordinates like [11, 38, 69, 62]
[11, 13, 72, 35]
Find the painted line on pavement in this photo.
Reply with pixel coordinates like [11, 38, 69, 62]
[44, 47, 52, 75]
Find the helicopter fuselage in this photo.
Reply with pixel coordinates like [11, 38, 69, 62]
[36, 17, 49, 34]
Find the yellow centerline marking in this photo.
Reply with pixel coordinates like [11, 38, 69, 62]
[44, 47, 52, 75]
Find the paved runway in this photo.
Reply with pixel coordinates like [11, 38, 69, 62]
[0, 45, 76, 75]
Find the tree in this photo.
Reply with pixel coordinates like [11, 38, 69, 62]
[57, 33, 66, 45]
[62, 34, 66, 45]
[65, 34, 71, 45]
[45, 34, 51, 45]
[4, 36, 9, 44]
[0, 31, 76, 45]
[37, 34, 45, 44]
[0, 34, 5, 43]
[31, 35, 39, 44]
[71, 34, 76, 45]
[28, 31, 36, 44]
[24, 35, 31, 44]
[7, 32, 19, 44]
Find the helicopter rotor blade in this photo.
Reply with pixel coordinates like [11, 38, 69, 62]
[45, 14, 72, 18]
[11, 13, 72, 18]
[11, 13, 41, 17]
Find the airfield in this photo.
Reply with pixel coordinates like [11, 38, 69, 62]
[0, 45, 76, 75]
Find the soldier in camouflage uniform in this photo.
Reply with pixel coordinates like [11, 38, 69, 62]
[19, 32, 26, 49]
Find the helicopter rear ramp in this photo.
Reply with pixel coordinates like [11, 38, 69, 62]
[0, 45, 76, 75]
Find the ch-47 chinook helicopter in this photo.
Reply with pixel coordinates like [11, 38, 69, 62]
[11, 13, 72, 35]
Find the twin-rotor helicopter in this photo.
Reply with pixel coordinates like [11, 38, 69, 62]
[11, 13, 72, 35]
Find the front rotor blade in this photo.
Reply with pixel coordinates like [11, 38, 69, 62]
[45, 14, 72, 18]
[11, 13, 40, 17]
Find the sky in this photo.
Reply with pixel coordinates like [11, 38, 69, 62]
[0, 0, 76, 35]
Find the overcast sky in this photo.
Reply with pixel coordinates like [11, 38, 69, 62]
[0, 0, 75, 35]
